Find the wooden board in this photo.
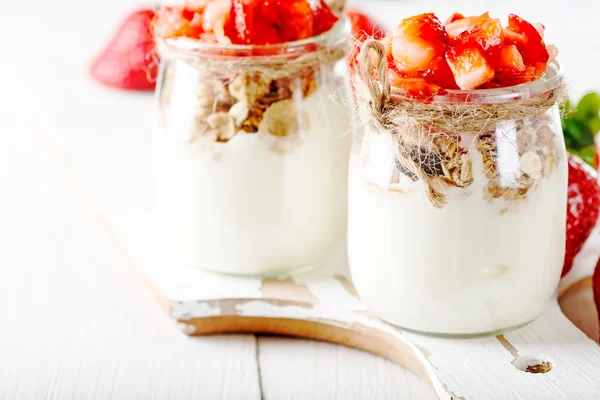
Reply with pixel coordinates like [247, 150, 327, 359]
[34, 86, 600, 398]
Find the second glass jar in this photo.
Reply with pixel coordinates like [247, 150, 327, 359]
[153, 21, 352, 276]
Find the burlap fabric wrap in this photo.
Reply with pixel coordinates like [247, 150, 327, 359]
[355, 39, 564, 207]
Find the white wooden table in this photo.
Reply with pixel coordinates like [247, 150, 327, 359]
[1, 0, 599, 398]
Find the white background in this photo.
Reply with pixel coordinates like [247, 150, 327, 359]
[1, 0, 599, 398]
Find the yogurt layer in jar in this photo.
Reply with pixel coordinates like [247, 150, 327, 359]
[349, 12, 567, 336]
[152, 2, 352, 275]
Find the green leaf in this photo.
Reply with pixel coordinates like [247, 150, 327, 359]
[573, 92, 600, 123]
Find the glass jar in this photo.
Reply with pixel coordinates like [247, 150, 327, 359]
[349, 50, 567, 336]
[153, 20, 352, 276]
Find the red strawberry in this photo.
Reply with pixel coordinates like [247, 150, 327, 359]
[391, 13, 449, 72]
[346, 10, 385, 40]
[90, 9, 158, 91]
[445, 43, 494, 90]
[423, 56, 459, 89]
[495, 45, 526, 74]
[387, 73, 443, 98]
[229, 0, 313, 45]
[444, 12, 465, 25]
[564, 155, 600, 276]
[456, 18, 503, 56]
[507, 14, 549, 64]
[346, 10, 385, 73]
[312, 0, 339, 36]
[593, 257, 600, 337]
[444, 12, 490, 40]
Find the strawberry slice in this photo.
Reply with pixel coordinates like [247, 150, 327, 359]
[456, 18, 503, 57]
[503, 27, 527, 49]
[507, 14, 549, 64]
[388, 72, 444, 98]
[229, 0, 313, 45]
[346, 10, 385, 73]
[312, 0, 339, 36]
[445, 12, 490, 40]
[547, 44, 559, 63]
[446, 43, 494, 90]
[391, 13, 449, 72]
[495, 45, 526, 74]
[347, 10, 385, 40]
[533, 23, 545, 38]
[423, 56, 459, 89]
[444, 12, 465, 25]
[90, 9, 158, 91]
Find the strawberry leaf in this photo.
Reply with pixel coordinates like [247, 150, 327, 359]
[563, 92, 600, 167]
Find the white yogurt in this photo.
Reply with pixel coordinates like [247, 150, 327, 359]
[153, 87, 351, 275]
[348, 128, 568, 335]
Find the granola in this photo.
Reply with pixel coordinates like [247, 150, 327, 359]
[159, 62, 318, 146]
[387, 113, 560, 211]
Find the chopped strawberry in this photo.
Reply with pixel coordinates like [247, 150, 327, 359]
[444, 12, 465, 25]
[495, 45, 526, 74]
[480, 81, 502, 89]
[423, 56, 459, 89]
[90, 9, 158, 91]
[279, 0, 314, 42]
[495, 65, 536, 86]
[391, 13, 449, 72]
[347, 10, 385, 40]
[547, 44, 559, 62]
[456, 18, 503, 56]
[507, 14, 549, 63]
[388, 72, 443, 98]
[534, 61, 548, 77]
[502, 27, 527, 54]
[533, 23, 545, 37]
[446, 43, 494, 90]
[229, 0, 313, 45]
[346, 10, 385, 73]
[312, 0, 339, 36]
[445, 12, 490, 40]
[563, 155, 600, 276]
[202, 0, 231, 43]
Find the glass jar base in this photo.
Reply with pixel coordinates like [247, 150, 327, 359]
[386, 319, 536, 339]
[188, 262, 320, 279]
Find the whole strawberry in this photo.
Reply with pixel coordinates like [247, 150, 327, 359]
[563, 155, 600, 276]
[90, 9, 158, 91]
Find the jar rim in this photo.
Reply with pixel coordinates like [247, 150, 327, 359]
[155, 16, 350, 58]
[391, 60, 564, 105]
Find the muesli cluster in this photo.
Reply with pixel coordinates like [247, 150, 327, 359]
[388, 114, 560, 211]
[159, 67, 317, 151]
[478, 115, 559, 213]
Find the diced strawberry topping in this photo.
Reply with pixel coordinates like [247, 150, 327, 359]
[391, 13, 449, 72]
[446, 43, 494, 90]
[444, 12, 490, 40]
[156, 0, 338, 44]
[547, 44, 559, 62]
[507, 14, 549, 63]
[346, 10, 385, 73]
[495, 45, 526, 74]
[444, 12, 465, 25]
[503, 28, 527, 48]
[381, 11, 557, 91]
[423, 56, 459, 89]
[456, 18, 503, 56]
[312, 0, 339, 36]
[388, 71, 444, 98]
